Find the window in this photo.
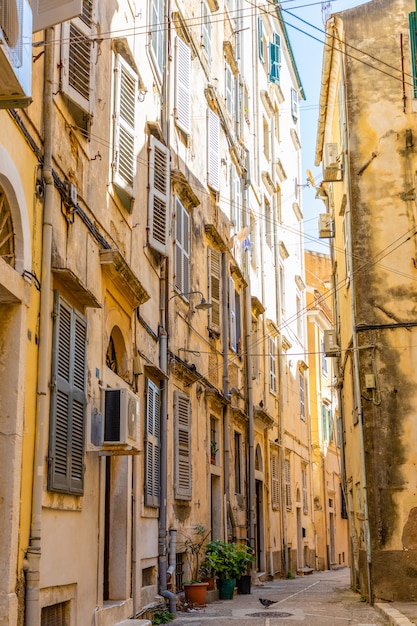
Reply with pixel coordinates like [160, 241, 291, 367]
[210, 415, 218, 464]
[263, 117, 270, 161]
[328, 407, 334, 442]
[271, 453, 280, 509]
[148, 135, 170, 255]
[296, 293, 303, 342]
[175, 37, 191, 135]
[234, 431, 242, 493]
[174, 391, 191, 500]
[285, 458, 292, 510]
[201, 0, 212, 62]
[265, 197, 272, 247]
[302, 466, 308, 513]
[0, 187, 15, 267]
[279, 263, 285, 316]
[299, 372, 305, 420]
[229, 277, 241, 353]
[145, 379, 161, 507]
[258, 16, 264, 62]
[112, 53, 137, 199]
[410, 10, 417, 98]
[291, 87, 299, 121]
[340, 483, 348, 519]
[321, 403, 328, 442]
[48, 292, 86, 494]
[150, 0, 164, 78]
[225, 61, 234, 118]
[174, 197, 190, 295]
[230, 164, 241, 230]
[269, 33, 281, 84]
[41, 601, 70, 626]
[207, 109, 220, 191]
[269, 335, 277, 394]
[208, 247, 221, 333]
[60, 0, 94, 115]
[321, 337, 328, 376]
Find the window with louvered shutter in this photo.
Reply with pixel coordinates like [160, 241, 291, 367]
[271, 453, 280, 509]
[291, 87, 299, 121]
[201, 0, 212, 62]
[174, 391, 191, 500]
[258, 17, 264, 62]
[269, 32, 281, 85]
[112, 53, 137, 197]
[145, 379, 160, 507]
[151, 0, 164, 78]
[285, 458, 292, 510]
[229, 277, 236, 352]
[60, 0, 94, 112]
[230, 164, 241, 229]
[174, 197, 190, 295]
[269, 335, 276, 394]
[48, 292, 86, 494]
[207, 109, 220, 191]
[225, 62, 234, 118]
[302, 466, 308, 513]
[175, 37, 191, 135]
[208, 247, 221, 332]
[148, 135, 170, 255]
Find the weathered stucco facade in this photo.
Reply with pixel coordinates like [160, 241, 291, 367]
[316, 0, 417, 601]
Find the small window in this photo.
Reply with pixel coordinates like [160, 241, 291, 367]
[291, 87, 299, 121]
[299, 372, 305, 420]
[229, 277, 241, 354]
[321, 337, 328, 376]
[230, 164, 241, 230]
[225, 61, 234, 118]
[258, 17, 264, 62]
[265, 197, 272, 248]
[41, 601, 70, 626]
[173, 197, 190, 296]
[145, 379, 161, 507]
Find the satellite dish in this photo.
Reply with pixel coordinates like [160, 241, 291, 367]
[306, 169, 315, 188]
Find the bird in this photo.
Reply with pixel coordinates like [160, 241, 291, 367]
[259, 598, 278, 608]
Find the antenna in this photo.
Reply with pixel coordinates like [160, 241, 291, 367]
[306, 169, 316, 188]
[321, 1, 332, 26]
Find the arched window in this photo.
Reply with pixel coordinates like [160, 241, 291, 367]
[106, 326, 128, 381]
[0, 187, 15, 268]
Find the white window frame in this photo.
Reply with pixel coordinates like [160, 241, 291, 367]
[225, 61, 234, 118]
[175, 36, 191, 135]
[230, 164, 241, 230]
[150, 0, 164, 79]
[285, 458, 292, 510]
[207, 109, 220, 191]
[201, 0, 212, 62]
[269, 335, 277, 394]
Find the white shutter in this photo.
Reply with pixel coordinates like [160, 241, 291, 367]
[112, 54, 137, 196]
[32, 0, 82, 32]
[207, 109, 220, 191]
[291, 87, 299, 121]
[229, 277, 236, 351]
[230, 165, 241, 229]
[175, 37, 191, 135]
[208, 247, 221, 332]
[225, 63, 233, 117]
[148, 135, 170, 255]
[174, 391, 191, 500]
[174, 198, 190, 295]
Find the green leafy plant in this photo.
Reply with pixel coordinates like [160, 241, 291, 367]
[182, 524, 211, 583]
[152, 609, 174, 624]
[202, 540, 255, 581]
[286, 570, 295, 579]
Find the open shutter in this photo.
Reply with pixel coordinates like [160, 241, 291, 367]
[32, 0, 83, 32]
[112, 54, 137, 196]
[208, 247, 221, 332]
[145, 379, 160, 507]
[207, 109, 220, 191]
[174, 198, 190, 295]
[291, 87, 299, 121]
[148, 135, 170, 255]
[271, 453, 280, 509]
[269, 33, 281, 85]
[229, 277, 236, 351]
[174, 392, 191, 500]
[175, 37, 191, 135]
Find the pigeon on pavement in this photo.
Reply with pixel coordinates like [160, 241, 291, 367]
[259, 598, 278, 608]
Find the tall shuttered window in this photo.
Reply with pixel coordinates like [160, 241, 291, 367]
[148, 135, 170, 255]
[302, 466, 308, 513]
[145, 379, 161, 507]
[285, 458, 292, 510]
[48, 292, 86, 494]
[269, 32, 281, 85]
[201, 0, 212, 62]
[174, 391, 191, 500]
[175, 37, 191, 135]
[208, 247, 221, 333]
[174, 197, 190, 296]
[207, 109, 220, 191]
[271, 453, 280, 509]
[269, 335, 277, 394]
[151, 0, 164, 78]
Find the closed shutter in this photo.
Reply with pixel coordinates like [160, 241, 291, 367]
[208, 247, 221, 332]
[302, 467, 308, 513]
[174, 392, 191, 500]
[175, 37, 191, 135]
[112, 54, 137, 196]
[148, 135, 170, 255]
[174, 197, 190, 295]
[285, 458, 292, 509]
[410, 12, 417, 97]
[229, 277, 236, 351]
[271, 453, 280, 509]
[60, 0, 94, 112]
[145, 379, 161, 507]
[207, 109, 220, 191]
[49, 292, 86, 494]
[269, 33, 281, 85]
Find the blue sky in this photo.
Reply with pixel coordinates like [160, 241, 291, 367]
[282, 0, 367, 251]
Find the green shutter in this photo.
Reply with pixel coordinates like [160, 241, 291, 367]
[269, 33, 281, 84]
[410, 12, 417, 98]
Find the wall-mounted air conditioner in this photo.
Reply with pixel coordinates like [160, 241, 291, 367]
[323, 142, 342, 182]
[104, 388, 140, 448]
[0, 0, 32, 108]
[323, 329, 340, 357]
[318, 213, 334, 238]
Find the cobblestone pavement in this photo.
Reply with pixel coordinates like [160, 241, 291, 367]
[171, 569, 391, 625]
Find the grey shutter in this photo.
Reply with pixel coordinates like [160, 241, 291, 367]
[145, 379, 160, 507]
[208, 247, 220, 332]
[207, 109, 220, 191]
[229, 277, 236, 351]
[32, 0, 83, 32]
[112, 54, 137, 195]
[285, 459, 292, 509]
[175, 37, 191, 135]
[148, 135, 170, 255]
[49, 292, 86, 494]
[174, 198, 190, 295]
[271, 453, 280, 509]
[174, 391, 191, 500]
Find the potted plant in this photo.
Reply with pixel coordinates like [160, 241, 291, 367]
[181, 525, 211, 605]
[202, 540, 255, 599]
[210, 440, 218, 464]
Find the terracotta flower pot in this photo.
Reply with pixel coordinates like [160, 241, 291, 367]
[183, 582, 208, 605]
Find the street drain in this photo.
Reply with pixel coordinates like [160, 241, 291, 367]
[247, 612, 293, 618]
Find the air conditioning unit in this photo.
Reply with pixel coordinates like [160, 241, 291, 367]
[0, 0, 32, 108]
[318, 213, 334, 238]
[323, 329, 340, 357]
[323, 142, 342, 182]
[104, 388, 139, 448]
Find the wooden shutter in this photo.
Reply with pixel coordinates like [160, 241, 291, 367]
[148, 135, 170, 255]
[145, 379, 160, 507]
[174, 197, 190, 295]
[269, 33, 281, 85]
[49, 292, 86, 494]
[302, 467, 308, 513]
[285, 458, 292, 509]
[32, 0, 82, 32]
[271, 453, 280, 509]
[174, 392, 191, 500]
[207, 109, 220, 191]
[229, 277, 236, 351]
[112, 54, 137, 195]
[208, 247, 221, 332]
[175, 37, 191, 135]
[60, 0, 94, 112]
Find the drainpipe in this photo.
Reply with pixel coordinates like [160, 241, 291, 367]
[221, 252, 230, 540]
[244, 264, 255, 553]
[25, 26, 54, 626]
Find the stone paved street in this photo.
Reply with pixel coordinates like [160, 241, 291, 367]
[172, 569, 390, 625]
